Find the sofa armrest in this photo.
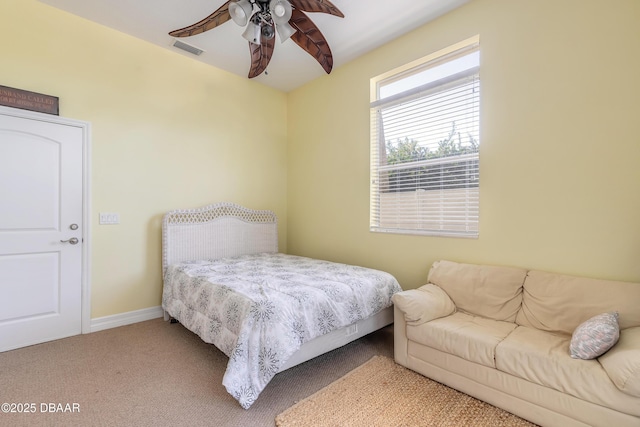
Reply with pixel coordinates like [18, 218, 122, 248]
[598, 326, 640, 397]
[394, 305, 409, 366]
[391, 284, 456, 326]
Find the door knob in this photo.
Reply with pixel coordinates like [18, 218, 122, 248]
[60, 237, 79, 245]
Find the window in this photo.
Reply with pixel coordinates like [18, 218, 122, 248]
[370, 37, 480, 238]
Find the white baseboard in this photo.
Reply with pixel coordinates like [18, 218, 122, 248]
[90, 306, 164, 333]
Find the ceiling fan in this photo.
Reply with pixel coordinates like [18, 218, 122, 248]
[169, 0, 344, 78]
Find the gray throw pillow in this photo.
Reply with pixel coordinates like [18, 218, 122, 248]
[570, 312, 620, 359]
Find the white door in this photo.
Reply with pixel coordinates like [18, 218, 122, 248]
[0, 108, 86, 352]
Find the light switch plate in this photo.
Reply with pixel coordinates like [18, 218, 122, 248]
[99, 212, 120, 225]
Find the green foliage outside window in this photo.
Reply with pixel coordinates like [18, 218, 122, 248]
[384, 122, 479, 192]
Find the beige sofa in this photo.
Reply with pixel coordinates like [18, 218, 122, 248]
[393, 260, 640, 427]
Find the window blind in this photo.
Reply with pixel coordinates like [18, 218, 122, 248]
[370, 45, 480, 238]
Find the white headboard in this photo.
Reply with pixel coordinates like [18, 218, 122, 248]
[162, 202, 278, 272]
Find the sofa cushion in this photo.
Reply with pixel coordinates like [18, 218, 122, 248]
[427, 260, 527, 322]
[570, 312, 620, 359]
[516, 270, 640, 335]
[406, 311, 517, 368]
[598, 326, 640, 398]
[496, 326, 640, 416]
[392, 284, 456, 326]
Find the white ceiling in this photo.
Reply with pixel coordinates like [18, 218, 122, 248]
[39, 0, 469, 92]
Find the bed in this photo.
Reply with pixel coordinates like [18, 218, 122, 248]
[161, 202, 402, 409]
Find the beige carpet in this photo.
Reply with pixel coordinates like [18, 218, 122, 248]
[0, 319, 395, 427]
[276, 355, 538, 427]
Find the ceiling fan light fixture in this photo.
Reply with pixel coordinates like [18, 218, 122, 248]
[229, 0, 254, 27]
[275, 21, 296, 43]
[269, 0, 292, 24]
[242, 20, 262, 45]
[261, 23, 275, 40]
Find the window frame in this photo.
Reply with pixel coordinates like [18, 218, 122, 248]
[369, 36, 480, 238]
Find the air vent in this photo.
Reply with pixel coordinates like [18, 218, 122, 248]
[172, 40, 204, 56]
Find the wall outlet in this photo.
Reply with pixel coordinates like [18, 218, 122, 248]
[99, 212, 120, 225]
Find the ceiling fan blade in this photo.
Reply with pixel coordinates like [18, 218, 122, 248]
[289, 0, 344, 17]
[289, 9, 333, 74]
[169, 1, 232, 37]
[248, 37, 276, 78]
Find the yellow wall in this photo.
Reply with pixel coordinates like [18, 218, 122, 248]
[287, 0, 640, 288]
[3, 0, 640, 320]
[1, 0, 288, 318]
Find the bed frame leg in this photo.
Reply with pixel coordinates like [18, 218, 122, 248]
[164, 310, 179, 324]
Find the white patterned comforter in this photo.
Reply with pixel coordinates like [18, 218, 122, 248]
[162, 252, 401, 409]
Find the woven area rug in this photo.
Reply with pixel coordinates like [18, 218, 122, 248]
[276, 356, 538, 427]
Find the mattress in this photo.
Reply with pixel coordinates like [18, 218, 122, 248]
[162, 252, 401, 408]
